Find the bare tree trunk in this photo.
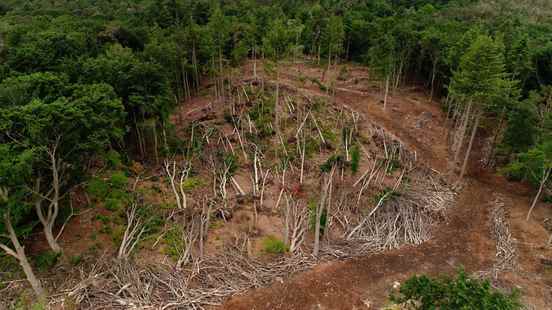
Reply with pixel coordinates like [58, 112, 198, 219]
[0, 213, 47, 303]
[35, 146, 63, 254]
[313, 167, 335, 257]
[325, 47, 332, 81]
[526, 168, 551, 221]
[253, 45, 257, 79]
[383, 75, 390, 110]
[453, 101, 472, 165]
[275, 66, 280, 136]
[430, 58, 437, 101]
[459, 111, 481, 180]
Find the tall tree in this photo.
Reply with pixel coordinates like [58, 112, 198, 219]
[322, 15, 345, 77]
[0, 83, 126, 253]
[449, 35, 513, 179]
[0, 146, 46, 303]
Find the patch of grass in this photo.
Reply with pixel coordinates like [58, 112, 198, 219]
[310, 77, 328, 91]
[390, 269, 522, 309]
[181, 176, 204, 191]
[69, 255, 82, 266]
[249, 97, 275, 138]
[163, 226, 183, 260]
[262, 236, 288, 254]
[304, 136, 321, 158]
[95, 214, 110, 224]
[33, 251, 60, 272]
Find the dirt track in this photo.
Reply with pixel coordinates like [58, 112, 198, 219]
[219, 62, 552, 309]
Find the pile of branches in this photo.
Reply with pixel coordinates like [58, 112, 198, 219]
[64, 249, 316, 309]
[487, 195, 518, 279]
[345, 171, 455, 253]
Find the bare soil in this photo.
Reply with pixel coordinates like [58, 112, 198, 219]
[218, 61, 552, 309]
[22, 60, 552, 309]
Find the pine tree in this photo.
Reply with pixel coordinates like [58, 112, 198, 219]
[449, 35, 513, 179]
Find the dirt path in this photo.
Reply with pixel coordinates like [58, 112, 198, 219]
[219, 62, 552, 309]
[221, 178, 497, 309]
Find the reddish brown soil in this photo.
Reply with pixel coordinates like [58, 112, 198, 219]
[219, 62, 552, 309]
[24, 61, 552, 309]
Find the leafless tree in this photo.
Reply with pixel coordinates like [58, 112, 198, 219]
[0, 187, 47, 303]
[117, 202, 148, 260]
[164, 160, 191, 210]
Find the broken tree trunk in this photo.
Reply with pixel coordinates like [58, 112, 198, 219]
[526, 168, 551, 221]
[313, 167, 335, 257]
[383, 75, 390, 110]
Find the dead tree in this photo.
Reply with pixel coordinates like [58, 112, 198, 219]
[164, 160, 191, 209]
[284, 196, 308, 253]
[527, 166, 551, 221]
[0, 188, 47, 303]
[117, 203, 148, 260]
[313, 166, 336, 256]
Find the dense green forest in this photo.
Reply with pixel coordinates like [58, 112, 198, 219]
[1, 0, 551, 306]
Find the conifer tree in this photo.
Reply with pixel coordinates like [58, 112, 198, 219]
[449, 35, 513, 179]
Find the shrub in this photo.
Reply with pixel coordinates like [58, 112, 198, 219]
[163, 226, 183, 259]
[320, 154, 343, 172]
[262, 236, 288, 254]
[86, 177, 109, 199]
[33, 251, 60, 272]
[390, 269, 522, 310]
[181, 177, 204, 191]
[105, 150, 123, 168]
[109, 171, 128, 189]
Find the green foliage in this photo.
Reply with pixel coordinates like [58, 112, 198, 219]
[163, 226, 183, 260]
[33, 251, 60, 272]
[502, 141, 552, 186]
[320, 154, 343, 172]
[350, 145, 361, 174]
[69, 255, 82, 266]
[390, 269, 522, 310]
[105, 150, 123, 169]
[181, 177, 205, 191]
[261, 236, 288, 254]
[87, 171, 130, 211]
[248, 96, 275, 138]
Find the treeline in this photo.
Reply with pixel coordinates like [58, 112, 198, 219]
[0, 0, 551, 302]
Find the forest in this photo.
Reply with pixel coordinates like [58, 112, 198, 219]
[0, 0, 551, 309]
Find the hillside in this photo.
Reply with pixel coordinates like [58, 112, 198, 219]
[1, 1, 552, 309]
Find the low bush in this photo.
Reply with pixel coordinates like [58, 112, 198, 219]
[390, 269, 522, 310]
[33, 251, 60, 272]
[262, 236, 288, 254]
